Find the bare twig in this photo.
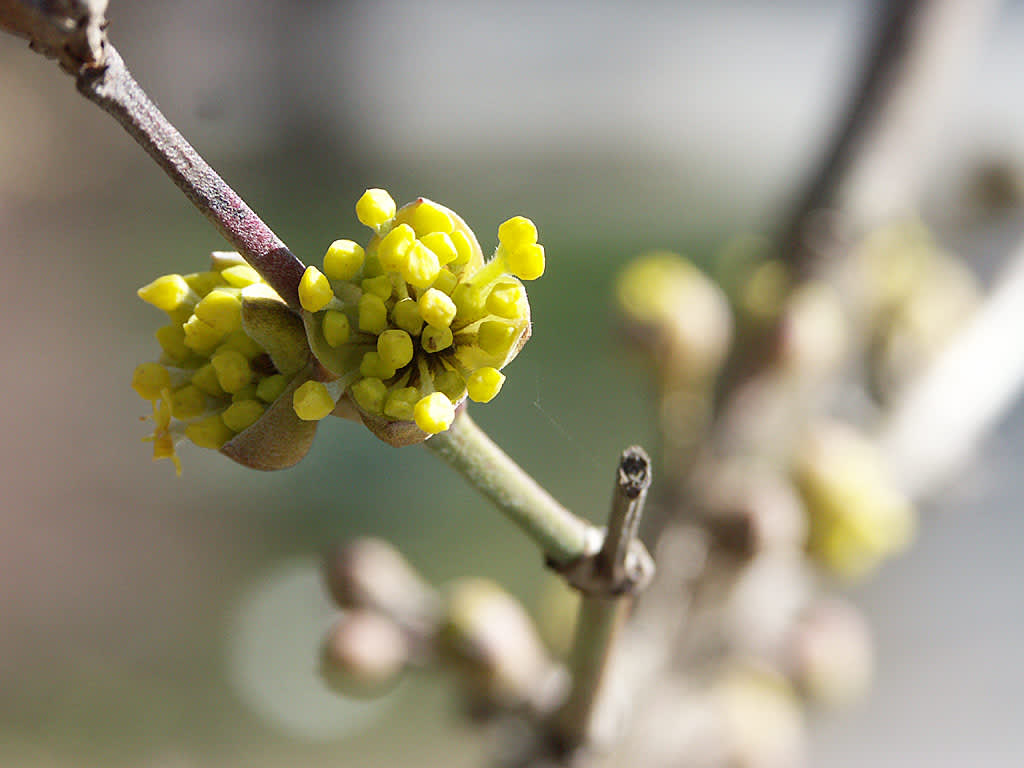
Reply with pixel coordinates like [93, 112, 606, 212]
[551, 447, 653, 756]
[74, 46, 307, 308]
[0, 0, 107, 72]
[0, 1, 307, 308]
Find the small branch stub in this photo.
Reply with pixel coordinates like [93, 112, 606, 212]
[549, 445, 655, 758]
[552, 446, 655, 598]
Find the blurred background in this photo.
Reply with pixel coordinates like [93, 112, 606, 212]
[2, 1, 1024, 766]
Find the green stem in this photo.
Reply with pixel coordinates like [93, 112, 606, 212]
[425, 409, 596, 565]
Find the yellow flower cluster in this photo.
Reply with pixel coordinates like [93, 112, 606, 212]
[298, 189, 542, 437]
[132, 253, 305, 474]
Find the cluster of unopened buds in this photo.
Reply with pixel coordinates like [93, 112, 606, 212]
[131, 190, 543, 472]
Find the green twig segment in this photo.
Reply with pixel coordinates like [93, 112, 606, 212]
[425, 409, 597, 565]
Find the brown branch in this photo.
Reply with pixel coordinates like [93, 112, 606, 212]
[74, 46, 306, 308]
[0, 1, 307, 308]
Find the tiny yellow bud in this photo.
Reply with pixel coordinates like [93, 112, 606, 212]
[138, 274, 192, 312]
[506, 243, 545, 281]
[184, 271, 226, 297]
[356, 189, 397, 230]
[323, 310, 351, 347]
[421, 325, 453, 353]
[383, 386, 420, 421]
[185, 414, 234, 449]
[293, 380, 336, 421]
[211, 348, 253, 393]
[433, 370, 467, 401]
[191, 363, 226, 397]
[221, 329, 264, 359]
[361, 275, 393, 301]
[155, 324, 191, 362]
[418, 288, 457, 329]
[377, 329, 415, 370]
[497, 216, 538, 250]
[391, 298, 424, 336]
[358, 294, 389, 335]
[194, 289, 243, 334]
[324, 239, 366, 281]
[430, 269, 458, 295]
[360, 351, 397, 380]
[420, 232, 458, 265]
[449, 229, 475, 268]
[486, 281, 524, 319]
[220, 265, 262, 288]
[351, 377, 388, 414]
[182, 315, 224, 354]
[170, 384, 206, 420]
[222, 399, 266, 432]
[299, 266, 335, 312]
[401, 241, 441, 289]
[377, 223, 416, 272]
[477, 320, 518, 358]
[256, 373, 289, 403]
[414, 392, 455, 434]
[466, 367, 506, 403]
[405, 199, 454, 237]
[132, 362, 171, 401]
[231, 384, 259, 402]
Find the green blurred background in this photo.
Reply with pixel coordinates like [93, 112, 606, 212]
[3, 2, 1024, 766]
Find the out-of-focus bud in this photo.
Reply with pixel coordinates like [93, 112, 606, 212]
[701, 460, 808, 556]
[616, 252, 734, 384]
[439, 578, 554, 712]
[325, 538, 439, 637]
[713, 663, 806, 768]
[773, 281, 848, 379]
[725, 552, 814, 661]
[868, 250, 979, 402]
[785, 598, 873, 709]
[848, 218, 935, 324]
[792, 422, 916, 581]
[320, 610, 410, 697]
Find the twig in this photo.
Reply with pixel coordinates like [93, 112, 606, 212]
[425, 409, 601, 567]
[75, 46, 307, 308]
[778, 0, 1000, 276]
[550, 447, 653, 756]
[0, 0, 307, 309]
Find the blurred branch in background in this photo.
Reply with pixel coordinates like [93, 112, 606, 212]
[779, 0, 1001, 276]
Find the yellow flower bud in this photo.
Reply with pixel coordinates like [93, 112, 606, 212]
[414, 392, 455, 434]
[299, 266, 334, 312]
[466, 367, 505, 403]
[497, 216, 538, 250]
[293, 380, 336, 421]
[418, 288, 457, 329]
[132, 362, 171, 401]
[323, 239, 365, 281]
[322, 310, 351, 347]
[222, 399, 266, 432]
[377, 329, 414, 370]
[356, 188, 397, 230]
[138, 274, 192, 312]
